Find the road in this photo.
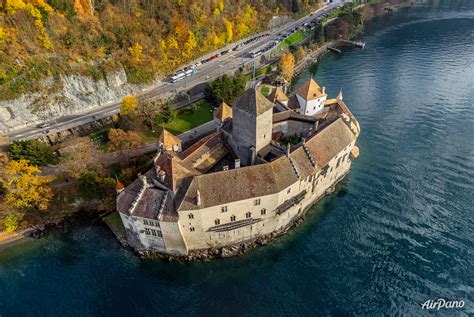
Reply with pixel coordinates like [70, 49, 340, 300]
[7, 2, 342, 141]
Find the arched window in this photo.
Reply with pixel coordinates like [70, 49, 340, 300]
[188, 213, 194, 219]
[215, 219, 220, 225]
[261, 208, 266, 215]
[230, 215, 236, 222]
[246, 212, 251, 218]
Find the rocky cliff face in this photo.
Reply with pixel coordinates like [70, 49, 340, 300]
[0, 67, 135, 133]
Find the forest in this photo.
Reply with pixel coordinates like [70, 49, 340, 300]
[0, 0, 323, 100]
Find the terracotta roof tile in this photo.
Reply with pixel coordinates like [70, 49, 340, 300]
[295, 78, 327, 101]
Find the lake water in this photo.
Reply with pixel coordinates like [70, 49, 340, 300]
[1, 1, 473, 315]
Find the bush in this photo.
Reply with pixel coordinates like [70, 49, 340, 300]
[8, 140, 59, 166]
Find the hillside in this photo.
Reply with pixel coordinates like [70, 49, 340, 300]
[0, 0, 323, 101]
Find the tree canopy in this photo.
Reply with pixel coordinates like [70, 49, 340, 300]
[205, 73, 247, 106]
[8, 140, 59, 166]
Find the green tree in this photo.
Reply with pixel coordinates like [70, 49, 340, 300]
[8, 140, 59, 166]
[205, 73, 247, 106]
[77, 169, 114, 200]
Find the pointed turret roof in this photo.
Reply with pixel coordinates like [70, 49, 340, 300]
[295, 78, 327, 101]
[215, 101, 233, 122]
[159, 129, 181, 149]
[268, 86, 289, 103]
[234, 88, 274, 116]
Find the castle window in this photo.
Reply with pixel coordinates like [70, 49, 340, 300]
[254, 199, 261, 206]
[287, 188, 291, 194]
[261, 208, 266, 215]
[215, 219, 221, 225]
[151, 229, 157, 237]
[230, 215, 236, 222]
[190, 227, 195, 232]
[145, 228, 151, 235]
[188, 213, 194, 219]
[246, 212, 251, 218]
[221, 206, 228, 213]
[143, 219, 149, 225]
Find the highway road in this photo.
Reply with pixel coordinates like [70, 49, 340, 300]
[7, 2, 343, 141]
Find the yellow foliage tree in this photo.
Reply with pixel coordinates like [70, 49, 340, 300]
[223, 18, 233, 43]
[0, 160, 53, 211]
[184, 31, 197, 56]
[279, 52, 295, 81]
[120, 96, 138, 115]
[128, 43, 143, 63]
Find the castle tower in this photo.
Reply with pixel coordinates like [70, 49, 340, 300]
[232, 88, 274, 165]
[295, 78, 328, 116]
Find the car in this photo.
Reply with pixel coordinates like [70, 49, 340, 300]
[195, 61, 202, 67]
[37, 122, 50, 129]
[210, 55, 217, 60]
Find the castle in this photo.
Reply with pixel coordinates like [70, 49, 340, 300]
[116, 78, 360, 257]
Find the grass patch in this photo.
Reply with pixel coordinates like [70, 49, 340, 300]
[156, 100, 215, 135]
[260, 86, 271, 97]
[279, 30, 313, 47]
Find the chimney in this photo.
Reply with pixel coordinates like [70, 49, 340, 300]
[196, 190, 201, 207]
[223, 165, 229, 171]
[322, 86, 326, 94]
[234, 159, 241, 169]
[314, 121, 320, 131]
[302, 137, 306, 145]
[158, 170, 166, 182]
[286, 143, 291, 157]
[250, 146, 257, 165]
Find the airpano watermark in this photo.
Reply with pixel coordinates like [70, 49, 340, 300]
[421, 298, 465, 310]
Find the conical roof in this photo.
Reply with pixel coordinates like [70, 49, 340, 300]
[295, 78, 327, 101]
[215, 101, 233, 122]
[234, 88, 274, 116]
[159, 129, 181, 149]
[268, 86, 289, 103]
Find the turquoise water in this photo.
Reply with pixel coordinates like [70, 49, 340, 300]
[1, 2, 474, 315]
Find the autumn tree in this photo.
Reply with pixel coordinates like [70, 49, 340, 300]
[295, 46, 306, 62]
[279, 52, 295, 81]
[137, 99, 168, 130]
[108, 128, 141, 161]
[0, 160, 53, 212]
[59, 136, 104, 177]
[120, 96, 138, 115]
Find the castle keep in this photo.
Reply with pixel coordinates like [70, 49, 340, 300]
[116, 78, 360, 257]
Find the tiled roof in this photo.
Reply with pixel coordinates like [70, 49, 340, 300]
[159, 129, 181, 149]
[268, 86, 289, 103]
[215, 101, 233, 122]
[295, 78, 327, 101]
[233, 88, 274, 116]
[178, 156, 298, 211]
[304, 118, 356, 167]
